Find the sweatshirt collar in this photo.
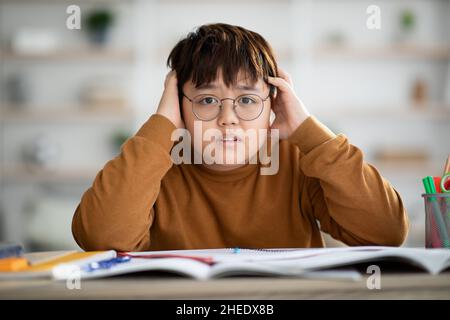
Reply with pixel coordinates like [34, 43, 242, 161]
[192, 162, 259, 182]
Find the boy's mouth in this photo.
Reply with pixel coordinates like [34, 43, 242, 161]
[220, 135, 242, 143]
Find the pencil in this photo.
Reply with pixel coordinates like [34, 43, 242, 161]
[444, 155, 450, 175]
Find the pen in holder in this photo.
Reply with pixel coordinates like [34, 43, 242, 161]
[422, 193, 450, 248]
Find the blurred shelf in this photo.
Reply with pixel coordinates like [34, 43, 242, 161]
[0, 48, 134, 62]
[372, 160, 444, 176]
[312, 44, 450, 60]
[0, 166, 98, 183]
[0, 107, 135, 123]
[316, 106, 450, 121]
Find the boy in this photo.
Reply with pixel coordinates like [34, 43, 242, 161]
[72, 23, 408, 251]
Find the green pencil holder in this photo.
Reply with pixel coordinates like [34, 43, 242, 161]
[422, 193, 450, 248]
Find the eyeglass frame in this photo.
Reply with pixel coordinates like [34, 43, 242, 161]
[182, 85, 274, 121]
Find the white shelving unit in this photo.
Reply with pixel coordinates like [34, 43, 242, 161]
[312, 44, 450, 60]
[0, 0, 137, 250]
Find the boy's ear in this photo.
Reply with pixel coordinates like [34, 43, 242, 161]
[270, 85, 277, 99]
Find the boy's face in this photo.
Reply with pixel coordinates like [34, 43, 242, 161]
[182, 68, 272, 171]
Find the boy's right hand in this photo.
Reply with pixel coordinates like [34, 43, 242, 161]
[156, 70, 185, 129]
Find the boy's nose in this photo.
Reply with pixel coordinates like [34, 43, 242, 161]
[217, 100, 239, 126]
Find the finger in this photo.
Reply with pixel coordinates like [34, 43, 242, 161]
[164, 70, 178, 91]
[267, 76, 292, 93]
[165, 70, 177, 83]
[277, 68, 293, 86]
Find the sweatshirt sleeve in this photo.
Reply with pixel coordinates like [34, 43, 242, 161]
[72, 114, 176, 251]
[289, 116, 409, 246]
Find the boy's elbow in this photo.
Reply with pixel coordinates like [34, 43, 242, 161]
[72, 208, 98, 251]
[369, 187, 409, 246]
[71, 205, 113, 251]
[374, 207, 409, 247]
[72, 225, 137, 252]
[386, 192, 409, 246]
[72, 207, 150, 252]
[380, 224, 408, 247]
[350, 204, 409, 247]
[389, 213, 409, 246]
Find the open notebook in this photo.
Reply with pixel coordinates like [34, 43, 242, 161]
[48, 246, 450, 281]
[1, 246, 449, 281]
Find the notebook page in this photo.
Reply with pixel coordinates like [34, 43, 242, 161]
[126, 246, 389, 264]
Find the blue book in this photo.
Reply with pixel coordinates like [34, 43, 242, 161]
[0, 242, 23, 259]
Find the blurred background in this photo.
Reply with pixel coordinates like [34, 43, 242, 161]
[0, 0, 449, 251]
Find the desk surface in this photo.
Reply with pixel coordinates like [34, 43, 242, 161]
[1, 273, 450, 299]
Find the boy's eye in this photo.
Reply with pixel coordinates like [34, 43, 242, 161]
[238, 96, 257, 105]
[198, 96, 219, 105]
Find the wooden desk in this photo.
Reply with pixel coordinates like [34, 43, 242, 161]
[1, 251, 449, 299]
[1, 273, 450, 299]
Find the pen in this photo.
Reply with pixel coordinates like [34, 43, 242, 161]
[83, 256, 131, 272]
[423, 176, 450, 248]
[443, 155, 450, 175]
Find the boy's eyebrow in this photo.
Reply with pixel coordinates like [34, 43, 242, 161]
[195, 83, 260, 91]
[196, 83, 218, 90]
[236, 84, 259, 91]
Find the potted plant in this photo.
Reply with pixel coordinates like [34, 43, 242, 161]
[401, 10, 415, 33]
[84, 9, 115, 45]
[397, 9, 416, 43]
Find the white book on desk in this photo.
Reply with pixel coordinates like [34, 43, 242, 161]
[52, 246, 450, 281]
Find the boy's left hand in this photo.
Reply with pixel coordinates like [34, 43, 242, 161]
[268, 68, 310, 139]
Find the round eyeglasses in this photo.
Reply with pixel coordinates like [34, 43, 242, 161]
[182, 89, 272, 121]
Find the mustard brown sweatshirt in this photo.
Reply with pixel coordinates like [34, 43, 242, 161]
[72, 114, 408, 251]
